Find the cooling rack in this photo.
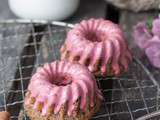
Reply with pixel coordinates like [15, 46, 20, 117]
[0, 19, 159, 120]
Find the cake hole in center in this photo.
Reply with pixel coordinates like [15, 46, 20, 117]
[85, 31, 102, 42]
[52, 75, 72, 86]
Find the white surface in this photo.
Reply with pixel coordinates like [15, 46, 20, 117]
[8, 0, 79, 20]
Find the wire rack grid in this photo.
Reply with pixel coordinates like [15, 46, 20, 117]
[0, 19, 159, 120]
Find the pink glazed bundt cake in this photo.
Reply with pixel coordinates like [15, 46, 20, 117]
[24, 61, 102, 120]
[61, 19, 132, 76]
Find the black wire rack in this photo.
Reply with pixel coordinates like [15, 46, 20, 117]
[0, 19, 159, 120]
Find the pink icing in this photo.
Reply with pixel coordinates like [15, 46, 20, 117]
[25, 60, 102, 116]
[61, 19, 132, 76]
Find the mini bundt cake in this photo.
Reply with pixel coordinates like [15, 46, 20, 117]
[24, 60, 102, 120]
[60, 19, 132, 76]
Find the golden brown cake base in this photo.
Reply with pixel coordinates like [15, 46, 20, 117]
[0, 111, 10, 120]
[24, 92, 101, 120]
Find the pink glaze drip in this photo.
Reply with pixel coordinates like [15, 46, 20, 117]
[25, 61, 102, 116]
[61, 19, 132, 76]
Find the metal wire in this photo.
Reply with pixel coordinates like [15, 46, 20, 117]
[0, 19, 159, 120]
